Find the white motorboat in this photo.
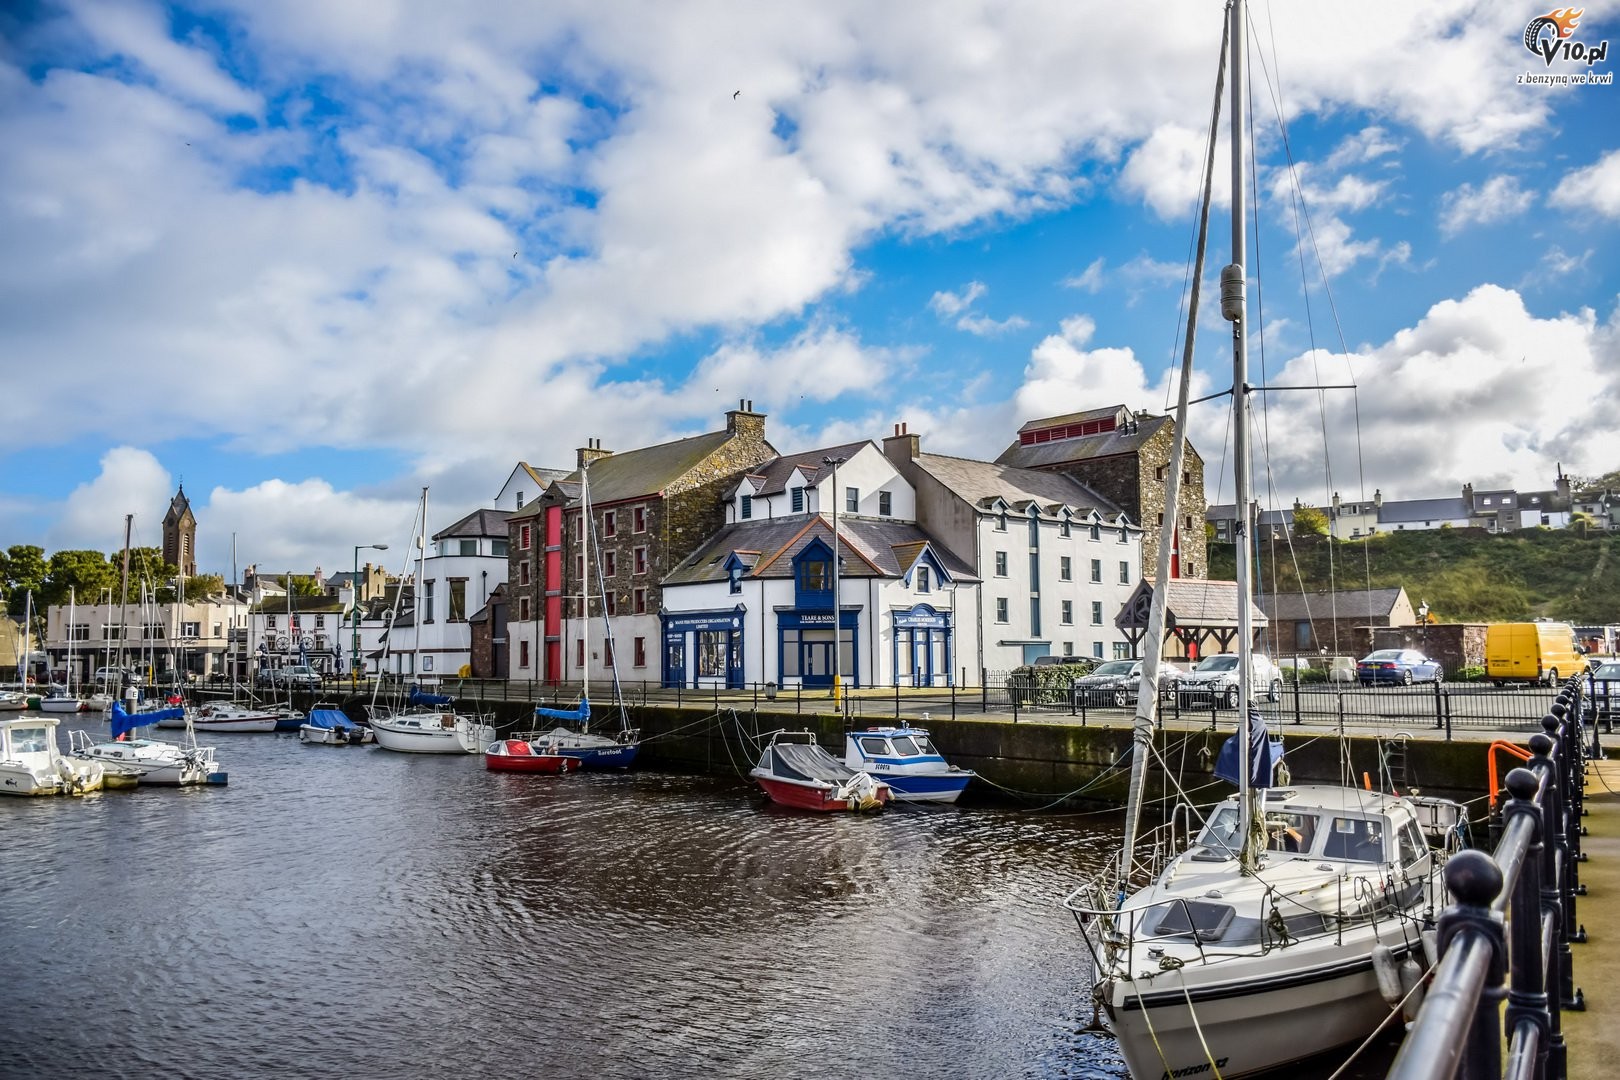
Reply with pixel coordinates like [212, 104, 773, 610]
[300, 706, 374, 745]
[69, 703, 226, 786]
[842, 724, 974, 803]
[0, 690, 26, 712]
[83, 693, 115, 712]
[0, 715, 105, 796]
[1059, 7, 1464, 1076]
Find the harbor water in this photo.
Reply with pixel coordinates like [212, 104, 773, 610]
[1, 717, 1398, 1079]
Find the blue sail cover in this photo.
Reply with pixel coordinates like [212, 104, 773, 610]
[308, 708, 358, 731]
[1214, 704, 1285, 789]
[534, 697, 590, 723]
[408, 687, 453, 706]
[110, 702, 186, 739]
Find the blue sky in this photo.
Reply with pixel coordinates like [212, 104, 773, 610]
[2, 0, 1618, 578]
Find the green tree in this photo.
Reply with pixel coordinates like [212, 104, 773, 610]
[2, 545, 48, 615]
[288, 574, 322, 597]
[1292, 506, 1329, 537]
[125, 547, 179, 602]
[44, 550, 118, 608]
[184, 574, 226, 601]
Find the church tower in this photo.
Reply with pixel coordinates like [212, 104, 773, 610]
[163, 485, 197, 578]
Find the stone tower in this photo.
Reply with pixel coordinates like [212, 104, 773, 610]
[162, 485, 197, 578]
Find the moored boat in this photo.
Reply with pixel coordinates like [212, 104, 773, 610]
[185, 701, 279, 733]
[0, 715, 105, 795]
[300, 706, 374, 745]
[751, 730, 890, 812]
[69, 703, 226, 786]
[38, 687, 84, 713]
[370, 687, 495, 754]
[484, 738, 581, 773]
[842, 724, 974, 804]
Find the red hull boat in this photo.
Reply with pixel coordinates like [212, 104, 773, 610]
[750, 731, 891, 812]
[484, 739, 581, 774]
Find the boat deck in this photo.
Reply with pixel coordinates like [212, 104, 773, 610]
[1567, 756, 1620, 1080]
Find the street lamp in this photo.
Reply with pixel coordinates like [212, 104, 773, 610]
[1417, 598, 1430, 654]
[352, 544, 388, 687]
[823, 455, 846, 706]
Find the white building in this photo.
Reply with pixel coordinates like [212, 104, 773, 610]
[493, 461, 569, 515]
[45, 592, 248, 683]
[383, 508, 510, 679]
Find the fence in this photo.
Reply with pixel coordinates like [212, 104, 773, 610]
[1388, 674, 1590, 1080]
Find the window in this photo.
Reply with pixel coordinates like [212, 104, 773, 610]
[634, 637, 647, 667]
[697, 631, 727, 676]
[633, 506, 646, 533]
[995, 598, 1009, 623]
[846, 487, 859, 513]
[575, 516, 583, 541]
[1061, 601, 1074, 625]
[266, 615, 277, 629]
[1118, 527, 1128, 543]
[70, 624, 90, 642]
[729, 567, 742, 594]
[604, 551, 616, 577]
[1060, 556, 1072, 581]
[741, 494, 753, 519]
[915, 566, 930, 593]
[519, 640, 530, 668]
[1156, 464, 1167, 481]
[1089, 523, 1100, 541]
[996, 512, 1007, 532]
[1157, 512, 1164, 527]
[520, 561, 531, 586]
[577, 639, 585, 667]
[1092, 641, 1104, 658]
[634, 588, 647, 614]
[1029, 551, 1040, 589]
[1119, 561, 1131, 585]
[516, 491, 524, 509]
[1090, 559, 1102, 583]
[798, 559, 829, 592]
[1113, 642, 1131, 660]
[459, 539, 477, 556]
[576, 554, 584, 582]
[180, 621, 200, 637]
[994, 551, 1008, 576]
[492, 539, 508, 557]
[879, 490, 892, 517]
[791, 486, 804, 512]
[1091, 601, 1103, 625]
[314, 615, 325, 629]
[604, 510, 617, 537]
[520, 524, 531, 550]
[1030, 598, 1041, 635]
[605, 592, 618, 616]
[519, 596, 531, 621]
[1060, 517, 1071, 538]
[634, 547, 648, 574]
[424, 581, 435, 623]
[1062, 641, 1074, 656]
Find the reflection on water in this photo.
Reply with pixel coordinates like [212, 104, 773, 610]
[2, 718, 1128, 1080]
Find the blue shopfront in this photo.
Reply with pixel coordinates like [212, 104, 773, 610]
[776, 608, 860, 689]
[892, 604, 953, 687]
[661, 608, 746, 689]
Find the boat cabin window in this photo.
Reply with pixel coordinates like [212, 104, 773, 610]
[910, 733, 937, 755]
[1322, 817, 1385, 862]
[1399, 820, 1426, 868]
[889, 736, 921, 756]
[856, 737, 891, 757]
[1265, 812, 1318, 854]
[1196, 806, 1243, 855]
[12, 726, 48, 753]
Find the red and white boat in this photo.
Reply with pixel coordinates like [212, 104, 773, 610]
[750, 731, 891, 812]
[484, 738, 582, 774]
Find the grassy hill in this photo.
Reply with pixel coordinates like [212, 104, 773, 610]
[1208, 526, 1620, 624]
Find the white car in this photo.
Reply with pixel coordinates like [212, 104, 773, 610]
[1072, 660, 1185, 708]
[1176, 653, 1282, 709]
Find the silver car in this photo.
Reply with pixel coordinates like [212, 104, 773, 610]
[1072, 659, 1184, 708]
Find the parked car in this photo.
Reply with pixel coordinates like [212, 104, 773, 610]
[1176, 653, 1282, 709]
[1356, 649, 1443, 686]
[1591, 661, 1620, 727]
[92, 666, 143, 686]
[260, 664, 323, 688]
[1073, 659, 1184, 708]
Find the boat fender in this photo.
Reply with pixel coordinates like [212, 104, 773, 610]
[1421, 929, 1439, 969]
[1371, 944, 1402, 1007]
[1398, 955, 1425, 1022]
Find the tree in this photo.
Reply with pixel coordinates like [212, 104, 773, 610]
[44, 550, 118, 608]
[288, 574, 322, 597]
[1, 545, 48, 615]
[124, 547, 179, 602]
[184, 575, 226, 601]
[1292, 506, 1329, 537]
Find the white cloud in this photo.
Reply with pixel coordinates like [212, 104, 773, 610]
[1302, 216, 1382, 278]
[928, 281, 987, 318]
[1063, 257, 1106, 293]
[927, 280, 1025, 335]
[66, 0, 262, 116]
[1550, 150, 1620, 220]
[51, 448, 175, 553]
[1323, 126, 1403, 170]
[1439, 175, 1534, 237]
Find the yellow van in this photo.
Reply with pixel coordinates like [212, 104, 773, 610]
[1485, 622, 1585, 686]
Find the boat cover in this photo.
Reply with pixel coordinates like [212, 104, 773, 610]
[535, 697, 590, 723]
[764, 740, 856, 784]
[409, 687, 453, 707]
[307, 708, 360, 732]
[109, 702, 186, 739]
[1214, 703, 1285, 789]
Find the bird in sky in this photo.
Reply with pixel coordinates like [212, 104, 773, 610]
[733, 90, 740, 99]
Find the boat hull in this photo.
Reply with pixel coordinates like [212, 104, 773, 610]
[555, 743, 639, 769]
[39, 698, 84, 713]
[752, 772, 891, 812]
[485, 741, 582, 773]
[879, 771, 973, 804]
[370, 712, 496, 754]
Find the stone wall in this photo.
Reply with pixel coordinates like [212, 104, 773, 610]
[1052, 426, 1208, 580]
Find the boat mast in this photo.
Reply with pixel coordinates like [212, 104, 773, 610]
[580, 463, 591, 714]
[1220, 0, 1260, 870]
[67, 587, 75, 695]
[118, 513, 133, 682]
[417, 487, 429, 683]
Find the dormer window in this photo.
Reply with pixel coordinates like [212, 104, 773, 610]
[996, 512, 1007, 532]
[879, 491, 892, 517]
[741, 494, 753, 520]
[791, 486, 804, 512]
[729, 566, 743, 594]
[916, 565, 930, 593]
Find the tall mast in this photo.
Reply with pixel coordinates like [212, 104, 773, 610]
[1220, 0, 1259, 868]
[67, 587, 75, 694]
[417, 487, 429, 680]
[580, 463, 591, 704]
[118, 513, 133, 678]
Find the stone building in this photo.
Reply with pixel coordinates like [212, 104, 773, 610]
[162, 485, 197, 578]
[1256, 586, 1417, 661]
[506, 401, 778, 687]
[995, 405, 1206, 580]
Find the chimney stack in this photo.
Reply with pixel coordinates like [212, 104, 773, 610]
[577, 437, 614, 469]
[882, 420, 920, 465]
[725, 398, 767, 442]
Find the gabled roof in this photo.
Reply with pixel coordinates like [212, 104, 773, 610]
[1015, 405, 1127, 433]
[995, 413, 1178, 471]
[1258, 587, 1407, 623]
[434, 507, 510, 541]
[1115, 578, 1269, 631]
[665, 516, 977, 586]
[912, 452, 1124, 516]
[746, 441, 873, 496]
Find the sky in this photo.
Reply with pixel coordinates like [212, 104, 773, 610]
[2, 0, 1618, 580]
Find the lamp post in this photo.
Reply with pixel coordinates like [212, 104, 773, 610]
[352, 543, 388, 688]
[823, 455, 846, 706]
[1417, 598, 1430, 655]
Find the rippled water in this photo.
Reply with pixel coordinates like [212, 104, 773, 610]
[3, 718, 1133, 1080]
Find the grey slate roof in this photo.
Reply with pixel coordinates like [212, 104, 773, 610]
[1258, 587, 1405, 623]
[666, 515, 977, 586]
[995, 413, 1175, 470]
[1015, 405, 1126, 433]
[1378, 498, 1468, 524]
[912, 452, 1125, 516]
[434, 507, 511, 540]
[739, 440, 872, 496]
[560, 429, 775, 506]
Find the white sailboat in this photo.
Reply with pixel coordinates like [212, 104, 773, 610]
[369, 488, 496, 754]
[525, 461, 640, 769]
[1063, 6, 1464, 1077]
[39, 588, 85, 712]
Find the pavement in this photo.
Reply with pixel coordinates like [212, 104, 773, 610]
[1566, 756, 1620, 1080]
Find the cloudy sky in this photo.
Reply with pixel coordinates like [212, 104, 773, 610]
[3, 0, 1618, 577]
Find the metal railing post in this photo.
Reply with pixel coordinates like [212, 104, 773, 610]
[1501, 767, 1552, 1080]
[1435, 678, 1444, 730]
[1292, 677, 1301, 725]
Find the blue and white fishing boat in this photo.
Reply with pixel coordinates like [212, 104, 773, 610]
[841, 724, 974, 804]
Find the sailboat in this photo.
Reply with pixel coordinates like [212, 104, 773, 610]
[39, 589, 85, 712]
[369, 488, 497, 754]
[1062, 5, 1464, 1077]
[523, 461, 640, 769]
